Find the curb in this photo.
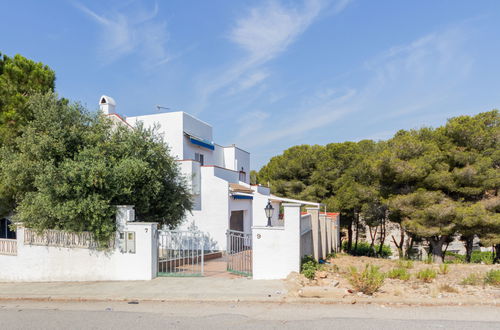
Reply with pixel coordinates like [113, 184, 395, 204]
[0, 296, 498, 307]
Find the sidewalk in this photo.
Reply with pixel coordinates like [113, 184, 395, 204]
[0, 277, 288, 303]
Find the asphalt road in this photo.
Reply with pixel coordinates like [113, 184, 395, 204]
[0, 300, 499, 330]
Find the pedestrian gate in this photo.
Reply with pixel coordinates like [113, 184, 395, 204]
[226, 230, 252, 277]
[157, 230, 205, 276]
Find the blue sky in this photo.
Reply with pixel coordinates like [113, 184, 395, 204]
[1, 1, 500, 169]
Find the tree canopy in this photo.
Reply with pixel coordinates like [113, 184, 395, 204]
[0, 93, 192, 244]
[257, 110, 500, 262]
[0, 53, 55, 145]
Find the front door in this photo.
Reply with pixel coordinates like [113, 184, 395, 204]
[229, 211, 244, 232]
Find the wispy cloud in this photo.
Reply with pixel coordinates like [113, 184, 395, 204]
[195, 0, 348, 112]
[238, 24, 473, 152]
[73, 1, 170, 67]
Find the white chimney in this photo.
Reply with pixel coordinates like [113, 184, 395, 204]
[99, 95, 116, 115]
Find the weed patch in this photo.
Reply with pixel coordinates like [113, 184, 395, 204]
[439, 264, 449, 275]
[416, 268, 437, 283]
[484, 269, 500, 286]
[347, 264, 385, 295]
[387, 268, 410, 281]
[460, 273, 482, 286]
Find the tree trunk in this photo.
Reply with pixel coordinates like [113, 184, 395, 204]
[354, 212, 360, 251]
[405, 236, 414, 259]
[464, 236, 474, 263]
[429, 236, 447, 264]
[347, 220, 353, 252]
[494, 244, 500, 264]
[369, 226, 378, 256]
[378, 216, 386, 256]
[391, 223, 405, 258]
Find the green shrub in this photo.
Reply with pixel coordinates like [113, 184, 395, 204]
[445, 251, 493, 264]
[460, 273, 482, 286]
[342, 241, 392, 258]
[484, 269, 500, 286]
[471, 251, 493, 264]
[301, 255, 320, 280]
[347, 264, 385, 295]
[387, 268, 410, 280]
[396, 259, 414, 269]
[439, 264, 449, 275]
[416, 268, 437, 283]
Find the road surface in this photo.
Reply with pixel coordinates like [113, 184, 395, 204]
[0, 300, 498, 329]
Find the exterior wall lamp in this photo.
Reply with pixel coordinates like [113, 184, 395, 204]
[265, 201, 274, 227]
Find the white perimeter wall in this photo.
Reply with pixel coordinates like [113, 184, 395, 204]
[0, 222, 157, 282]
[252, 204, 301, 280]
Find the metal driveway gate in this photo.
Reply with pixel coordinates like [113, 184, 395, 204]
[226, 230, 252, 277]
[158, 230, 205, 277]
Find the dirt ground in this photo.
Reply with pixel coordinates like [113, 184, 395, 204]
[286, 255, 500, 305]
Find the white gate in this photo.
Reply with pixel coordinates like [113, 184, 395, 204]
[226, 230, 252, 277]
[158, 230, 205, 277]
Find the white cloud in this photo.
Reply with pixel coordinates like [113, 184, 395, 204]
[229, 0, 326, 64]
[195, 0, 350, 112]
[73, 1, 170, 67]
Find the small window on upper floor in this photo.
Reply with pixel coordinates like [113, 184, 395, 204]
[195, 153, 204, 165]
[239, 171, 246, 182]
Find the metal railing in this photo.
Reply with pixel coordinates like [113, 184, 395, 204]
[0, 238, 17, 255]
[158, 230, 205, 276]
[226, 229, 252, 277]
[24, 228, 106, 249]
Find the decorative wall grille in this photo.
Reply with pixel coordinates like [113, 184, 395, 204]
[0, 238, 17, 255]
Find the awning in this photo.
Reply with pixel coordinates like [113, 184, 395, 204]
[185, 132, 214, 150]
[231, 192, 253, 200]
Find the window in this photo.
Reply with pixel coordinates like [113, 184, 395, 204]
[239, 171, 246, 182]
[195, 153, 204, 165]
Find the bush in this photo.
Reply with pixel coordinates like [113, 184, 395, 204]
[387, 268, 410, 280]
[416, 268, 437, 283]
[439, 264, 449, 275]
[460, 273, 482, 286]
[484, 269, 500, 286]
[471, 251, 493, 264]
[396, 260, 414, 269]
[445, 251, 493, 264]
[342, 241, 392, 258]
[301, 255, 320, 280]
[347, 264, 385, 295]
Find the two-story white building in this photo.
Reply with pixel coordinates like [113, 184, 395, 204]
[100, 95, 320, 251]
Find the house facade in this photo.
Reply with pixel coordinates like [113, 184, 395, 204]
[100, 95, 320, 251]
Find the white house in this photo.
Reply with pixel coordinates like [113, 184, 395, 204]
[100, 95, 322, 251]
